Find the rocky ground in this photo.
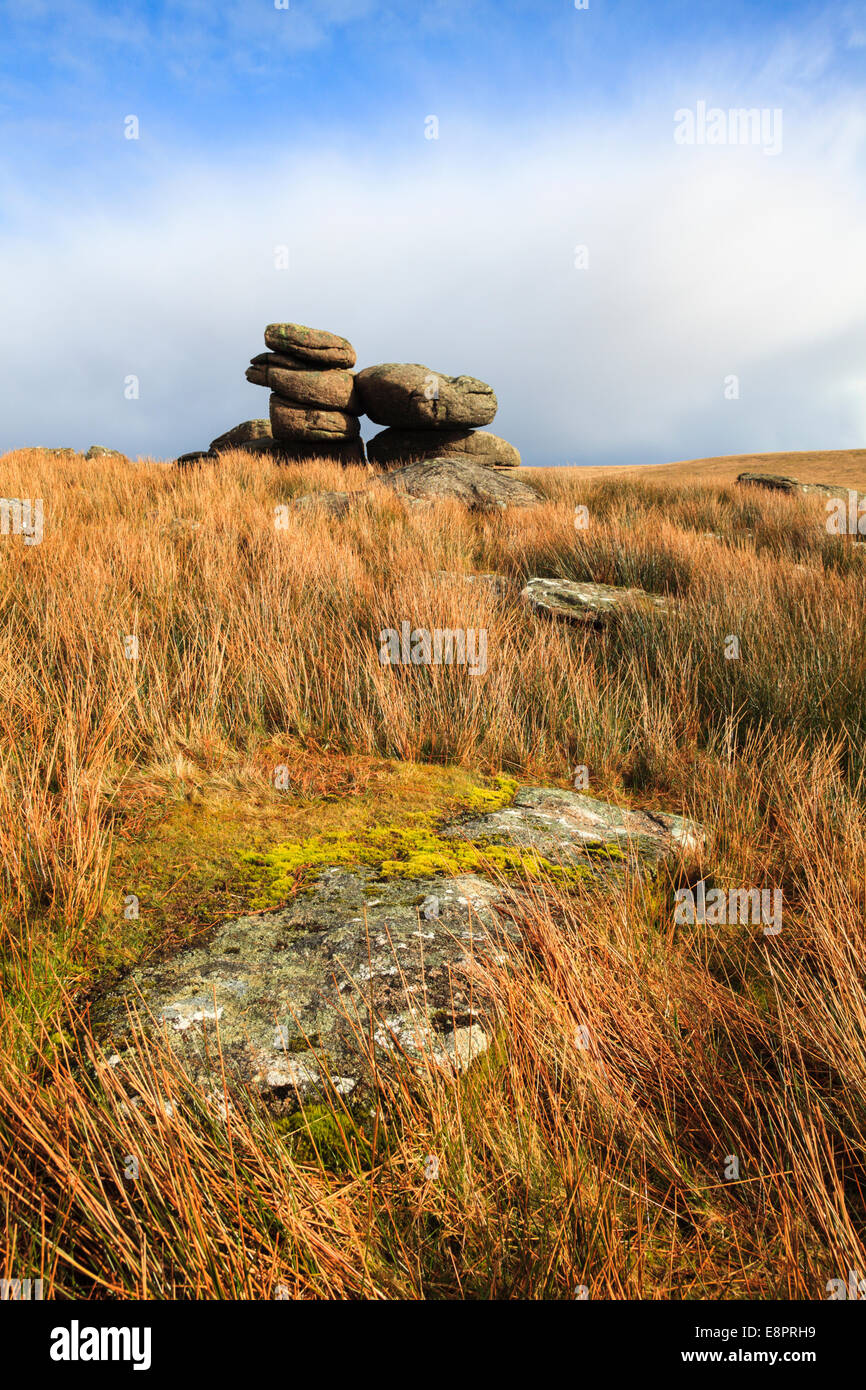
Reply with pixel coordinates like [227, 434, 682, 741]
[94, 786, 703, 1114]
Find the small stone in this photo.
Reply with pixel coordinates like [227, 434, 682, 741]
[85, 445, 127, 461]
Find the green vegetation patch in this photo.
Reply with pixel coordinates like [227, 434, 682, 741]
[271, 1103, 376, 1170]
[242, 811, 598, 911]
[95, 762, 535, 965]
[463, 773, 520, 811]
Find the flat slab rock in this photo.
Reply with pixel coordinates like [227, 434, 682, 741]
[94, 787, 702, 1115]
[264, 322, 356, 369]
[445, 786, 704, 865]
[269, 396, 361, 442]
[368, 427, 520, 469]
[292, 461, 540, 512]
[247, 364, 360, 412]
[522, 577, 672, 625]
[736, 472, 850, 500]
[95, 870, 511, 1116]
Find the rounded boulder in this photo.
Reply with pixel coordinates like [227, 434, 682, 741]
[354, 363, 497, 429]
[209, 420, 272, 452]
[247, 364, 359, 411]
[269, 396, 361, 442]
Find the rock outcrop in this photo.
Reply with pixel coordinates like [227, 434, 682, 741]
[253, 325, 363, 448]
[193, 322, 364, 464]
[355, 363, 520, 469]
[377, 457, 540, 511]
[93, 787, 702, 1115]
[521, 578, 673, 626]
[286, 458, 538, 512]
[178, 323, 521, 469]
[368, 427, 520, 469]
[736, 472, 849, 500]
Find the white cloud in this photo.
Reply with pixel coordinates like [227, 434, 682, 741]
[2, 91, 865, 465]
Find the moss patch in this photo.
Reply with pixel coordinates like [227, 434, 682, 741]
[271, 1103, 376, 1170]
[464, 773, 520, 811]
[241, 821, 598, 910]
[101, 758, 531, 963]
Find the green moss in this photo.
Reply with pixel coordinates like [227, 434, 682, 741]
[585, 841, 626, 862]
[103, 759, 499, 962]
[464, 773, 519, 811]
[272, 1103, 375, 1170]
[241, 819, 596, 908]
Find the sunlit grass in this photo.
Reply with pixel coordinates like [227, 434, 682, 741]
[0, 447, 864, 1298]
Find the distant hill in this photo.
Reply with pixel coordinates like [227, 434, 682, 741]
[533, 449, 866, 489]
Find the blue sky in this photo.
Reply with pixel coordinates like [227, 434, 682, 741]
[1, 0, 865, 464]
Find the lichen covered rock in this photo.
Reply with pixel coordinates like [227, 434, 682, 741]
[264, 323, 356, 369]
[93, 783, 703, 1115]
[368, 427, 519, 469]
[94, 869, 510, 1114]
[209, 420, 273, 452]
[269, 396, 361, 442]
[444, 786, 704, 865]
[246, 363, 360, 411]
[522, 578, 673, 626]
[377, 457, 540, 511]
[355, 363, 497, 429]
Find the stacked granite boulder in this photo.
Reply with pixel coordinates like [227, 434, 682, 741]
[356, 363, 520, 469]
[182, 327, 521, 471]
[208, 322, 365, 464]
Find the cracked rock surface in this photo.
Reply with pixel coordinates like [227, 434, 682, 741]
[444, 786, 704, 864]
